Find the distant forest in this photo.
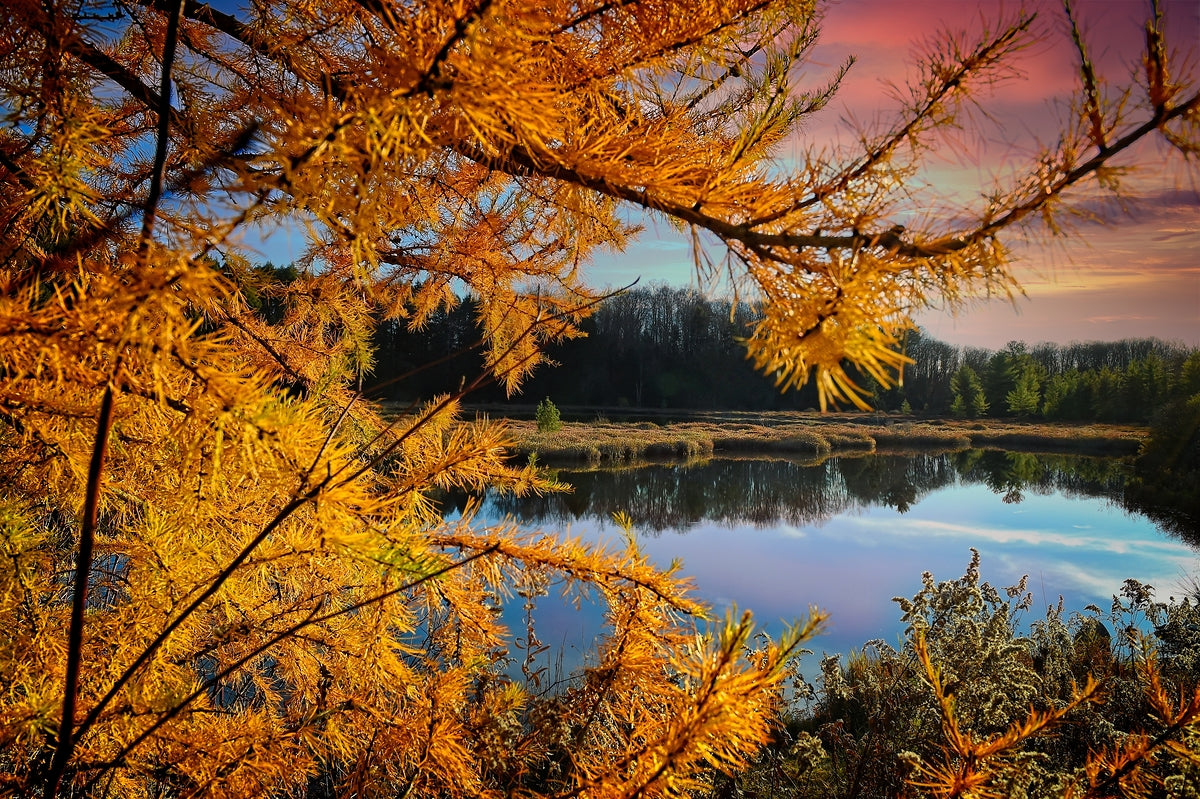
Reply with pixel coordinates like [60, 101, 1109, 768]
[367, 284, 1200, 422]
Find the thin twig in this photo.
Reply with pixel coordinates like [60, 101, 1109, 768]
[41, 386, 115, 799]
[139, 0, 186, 246]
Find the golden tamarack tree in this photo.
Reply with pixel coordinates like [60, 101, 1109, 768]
[0, 0, 1196, 796]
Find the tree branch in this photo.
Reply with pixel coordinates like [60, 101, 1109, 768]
[454, 80, 1198, 266]
[80, 545, 500, 791]
[41, 386, 115, 799]
[139, 0, 186, 245]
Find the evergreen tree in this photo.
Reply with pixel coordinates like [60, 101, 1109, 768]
[1041, 373, 1073, 419]
[535, 397, 563, 432]
[1006, 365, 1042, 417]
[1177, 352, 1200, 398]
[950, 365, 988, 419]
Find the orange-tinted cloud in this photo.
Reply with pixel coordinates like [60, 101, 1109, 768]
[591, 2, 1199, 350]
[801, 0, 1200, 348]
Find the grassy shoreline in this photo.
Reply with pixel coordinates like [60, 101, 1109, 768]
[493, 411, 1146, 465]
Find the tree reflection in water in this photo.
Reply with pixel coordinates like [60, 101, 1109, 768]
[472, 451, 1136, 535]
[440, 450, 1193, 683]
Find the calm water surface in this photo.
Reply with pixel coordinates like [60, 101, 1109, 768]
[446, 451, 1198, 674]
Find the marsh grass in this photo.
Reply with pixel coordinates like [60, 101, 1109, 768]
[496, 411, 1145, 464]
[510, 420, 716, 464]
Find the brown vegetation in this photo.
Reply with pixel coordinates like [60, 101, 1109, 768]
[738, 555, 1200, 798]
[500, 412, 1145, 464]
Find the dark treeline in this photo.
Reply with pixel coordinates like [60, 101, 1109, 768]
[370, 284, 799, 409]
[367, 285, 1200, 423]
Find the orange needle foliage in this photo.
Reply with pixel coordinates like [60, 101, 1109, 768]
[0, 0, 1196, 797]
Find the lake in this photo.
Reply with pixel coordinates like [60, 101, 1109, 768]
[443, 450, 1199, 679]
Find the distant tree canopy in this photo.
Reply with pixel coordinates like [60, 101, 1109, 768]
[949, 365, 988, 419]
[368, 284, 1200, 423]
[372, 284, 789, 409]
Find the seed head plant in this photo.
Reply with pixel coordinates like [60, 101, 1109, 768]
[744, 554, 1200, 799]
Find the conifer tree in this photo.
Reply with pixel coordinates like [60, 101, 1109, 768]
[951, 365, 989, 419]
[1, 0, 1197, 797]
[1006, 366, 1043, 417]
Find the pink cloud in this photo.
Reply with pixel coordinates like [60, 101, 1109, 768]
[795, 1, 1200, 349]
[802, 0, 1199, 150]
[592, 2, 1200, 352]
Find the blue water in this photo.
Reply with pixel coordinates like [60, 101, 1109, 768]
[447, 453, 1197, 681]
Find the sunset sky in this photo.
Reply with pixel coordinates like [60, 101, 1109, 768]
[251, 0, 1200, 352]
[824, 0, 1199, 350]
[590, 0, 1200, 351]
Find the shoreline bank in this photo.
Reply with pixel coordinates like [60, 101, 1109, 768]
[494, 413, 1146, 465]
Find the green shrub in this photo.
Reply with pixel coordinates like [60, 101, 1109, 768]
[535, 397, 562, 433]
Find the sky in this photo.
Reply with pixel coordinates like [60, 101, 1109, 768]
[823, 0, 1200, 349]
[252, 0, 1200, 352]
[586, 0, 1200, 351]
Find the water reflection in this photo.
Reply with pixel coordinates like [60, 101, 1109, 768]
[477, 451, 1132, 533]
[448, 451, 1198, 676]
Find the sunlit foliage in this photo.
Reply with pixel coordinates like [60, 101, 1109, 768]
[1, 0, 1197, 796]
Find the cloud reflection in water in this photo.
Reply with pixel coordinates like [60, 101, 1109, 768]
[459, 452, 1199, 677]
